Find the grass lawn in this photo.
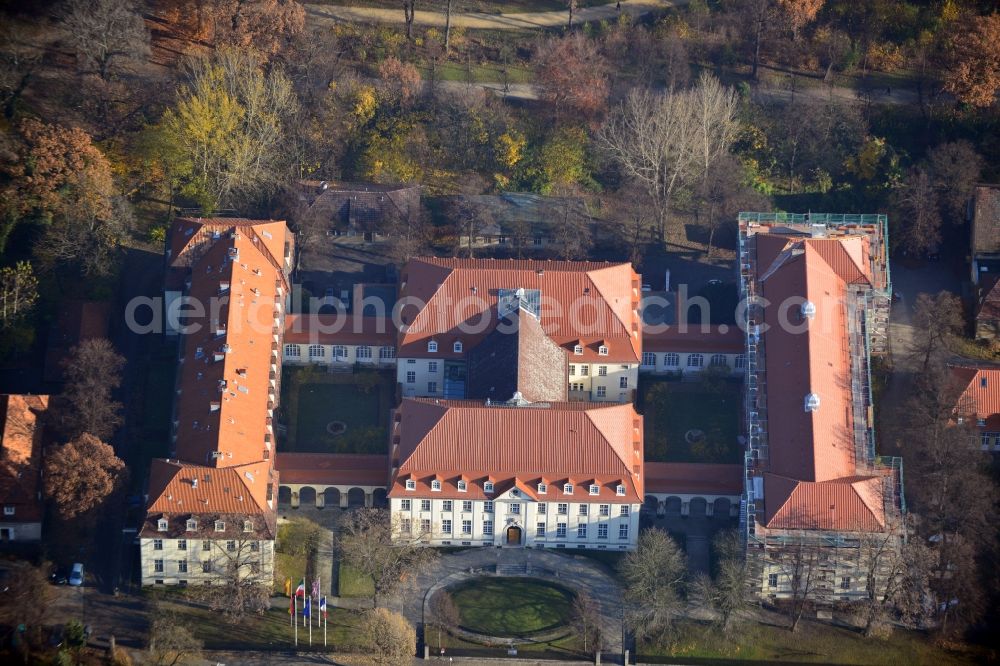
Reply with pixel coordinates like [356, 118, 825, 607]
[311, 0, 608, 14]
[450, 577, 574, 637]
[640, 619, 981, 665]
[280, 367, 394, 454]
[416, 61, 533, 84]
[638, 378, 742, 464]
[338, 562, 375, 599]
[152, 596, 368, 652]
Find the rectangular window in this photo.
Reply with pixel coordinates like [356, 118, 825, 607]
[462, 500, 472, 512]
[177, 560, 188, 573]
[641, 352, 655, 367]
[580, 365, 589, 376]
[421, 519, 431, 534]
[510, 503, 521, 514]
[620, 505, 630, 516]
[202, 541, 211, 551]
[619, 376, 628, 389]
[840, 577, 851, 590]
[153, 539, 163, 551]
[577, 524, 587, 539]
[226, 540, 236, 552]
[428, 361, 438, 372]
[598, 524, 608, 539]
[483, 520, 493, 536]
[177, 539, 187, 551]
[428, 382, 437, 393]
[569, 365, 576, 376]
[768, 574, 778, 587]
[3, 506, 14, 516]
[421, 499, 431, 511]
[483, 501, 494, 513]
[442, 500, 452, 511]
[557, 503, 568, 515]
[619, 524, 629, 540]
[579, 505, 588, 516]
[401, 519, 412, 534]
[442, 519, 452, 534]
[250, 541, 259, 552]
[596, 386, 606, 398]
[599, 504, 610, 516]
[406, 371, 415, 383]
[202, 561, 212, 573]
[556, 523, 567, 538]
[154, 560, 164, 573]
[462, 520, 472, 535]
[401, 499, 411, 511]
[598, 366, 607, 376]
[537, 503, 546, 515]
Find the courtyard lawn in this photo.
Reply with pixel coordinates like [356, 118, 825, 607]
[280, 367, 394, 454]
[638, 378, 742, 464]
[337, 562, 375, 599]
[450, 577, 574, 637]
[640, 619, 981, 665]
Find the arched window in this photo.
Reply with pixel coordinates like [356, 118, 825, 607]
[664, 353, 680, 367]
[709, 354, 727, 367]
[735, 354, 746, 369]
[308, 345, 324, 358]
[380, 346, 396, 359]
[453, 341, 463, 353]
[687, 354, 704, 367]
[641, 352, 656, 367]
[427, 341, 438, 352]
[333, 345, 347, 359]
[357, 346, 372, 359]
[284, 344, 300, 357]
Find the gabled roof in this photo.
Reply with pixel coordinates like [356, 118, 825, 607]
[275, 453, 389, 487]
[762, 473, 886, 532]
[397, 258, 641, 362]
[950, 363, 1000, 429]
[977, 276, 1000, 323]
[972, 184, 1000, 256]
[145, 458, 274, 526]
[390, 398, 643, 501]
[758, 237, 860, 482]
[644, 462, 742, 496]
[0, 395, 48, 522]
[167, 218, 291, 282]
[172, 225, 290, 467]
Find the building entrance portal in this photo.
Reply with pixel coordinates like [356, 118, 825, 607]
[506, 525, 522, 546]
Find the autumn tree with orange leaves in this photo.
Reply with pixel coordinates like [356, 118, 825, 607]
[776, 0, 824, 40]
[534, 34, 610, 123]
[941, 13, 1000, 108]
[45, 433, 127, 520]
[158, 0, 304, 57]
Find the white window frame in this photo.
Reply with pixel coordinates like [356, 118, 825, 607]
[405, 479, 416, 491]
[308, 344, 324, 358]
[453, 341, 463, 353]
[357, 345, 372, 359]
[573, 345, 583, 355]
[284, 344, 301, 357]
[563, 483, 574, 495]
[214, 521, 225, 532]
[431, 480, 442, 492]
[641, 352, 655, 367]
[484, 481, 494, 493]
[158, 519, 168, 532]
[427, 341, 438, 352]
[598, 345, 608, 356]
[457, 480, 467, 492]
[589, 484, 599, 495]
[665, 353, 679, 367]
[687, 353, 704, 368]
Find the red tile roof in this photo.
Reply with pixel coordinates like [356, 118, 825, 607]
[642, 324, 744, 354]
[644, 462, 742, 496]
[283, 314, 396, 346]
[762, 473, 886, 531]
[0, 395, 49, 523]
[950, 363, 1000, 430]
[397, 258, 642, 362]
[275, 453, 389, 486]
[390, 398, 643, 502]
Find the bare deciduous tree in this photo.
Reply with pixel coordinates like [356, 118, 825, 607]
[148, 611, 203, 666]
[57, 338, 125, 441]
[892, 168, 942, 259]
[338, 508, 438, 608]
[693, 528, 751, 635]
[60, 0, 150, 82]
[199, 526, 274, 622]
[0, 261, 38, 329]
[620, 528, 686, 646]
[364, 607, 416, 665]
[908, 292, 963, 371]
[571, 591, 602, 656]
[430, 589, 459, 650]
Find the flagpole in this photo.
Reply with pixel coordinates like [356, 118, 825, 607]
[308, 598, 313, 646]
[324, 596, 328, 647]
[294, 592, 298, 646]
[317, 575, 321, 628]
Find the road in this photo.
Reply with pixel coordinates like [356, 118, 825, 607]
[306, 0, 678, 30]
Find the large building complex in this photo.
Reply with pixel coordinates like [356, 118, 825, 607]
[140, 218, 293, 586]
[738, 213, 904, 601]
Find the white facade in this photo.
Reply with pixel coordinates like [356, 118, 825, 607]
[283, 342, 396, 367]
[566, 361, 639, 402]
[0, 519, 42, 542]
[139, 535, 275, 586]
[390, 486, 640, 550]
[638, 350, 745, 376]
[397, 358, 446, 397]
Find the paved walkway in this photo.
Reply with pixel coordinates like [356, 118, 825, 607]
[306, 0, 678, 30]
[364, 547, 626, 652]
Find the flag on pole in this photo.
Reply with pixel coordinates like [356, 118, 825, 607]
[320, 596, 328, 619]
[284, 578, 292, 597]
[294, 578, 306, 597]
[312, 578, 320, 600]
[288, 593, 294, 616]
[303, 596, 311, 619]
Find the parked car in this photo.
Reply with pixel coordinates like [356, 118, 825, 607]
[50, 566, 69, 585]
[68, 563, 84, 586]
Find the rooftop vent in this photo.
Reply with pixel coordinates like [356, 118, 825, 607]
[801, 301, 816, 320]
[804, 393, 821, 412]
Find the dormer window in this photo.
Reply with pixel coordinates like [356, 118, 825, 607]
[564, 483, 574, 495]
[457, 480, 467, 492]
[431, 479, 442, 491]
[453, 341, 463, 353]
[157, 519, 168, 532]
[405, 479, 416, 491]
[428, 341, 438, 353]
[598, 345, 608, 356]
[484, 481, 494, 493]
[616, 484, 626, 496]
[538, 483, 547, 494]
[573, 345, 583, 355]
[186, 519, 198, 531]
[589, 484, 600, 495]
[214, 521, 225, 532]
[243, 520, 253, 532]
